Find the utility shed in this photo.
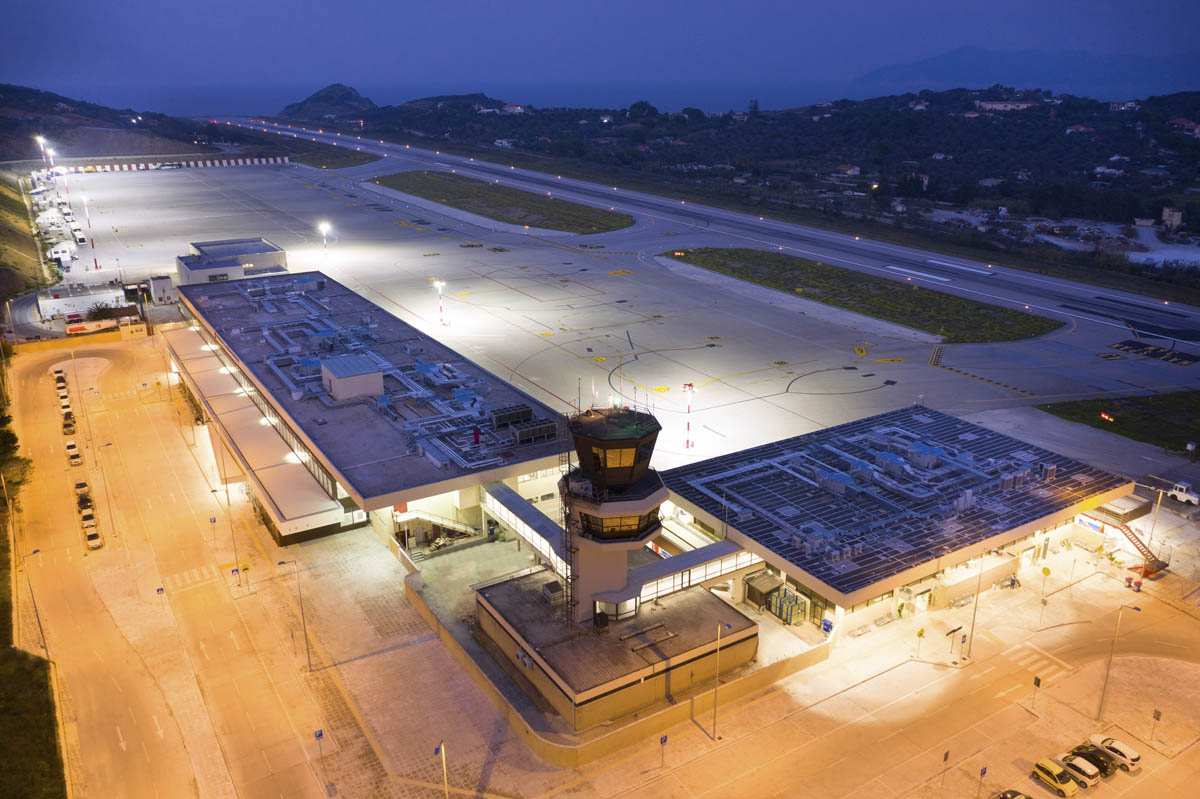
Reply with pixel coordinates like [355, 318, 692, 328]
[321, 354, 383, 401]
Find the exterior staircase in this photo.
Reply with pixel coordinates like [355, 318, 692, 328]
[1117, 523, 1169, 577]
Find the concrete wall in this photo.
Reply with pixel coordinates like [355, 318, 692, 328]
[475, 597, 758, 732]
[408, 571, 831, 767]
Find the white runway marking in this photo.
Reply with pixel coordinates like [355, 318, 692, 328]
[885, 266, 952, 283]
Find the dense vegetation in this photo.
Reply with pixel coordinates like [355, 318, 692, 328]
[668, 248, 1063, 343]
[1040, 391, 1200, 454]
[283, 85, 1200, 229]
[0, 396, 63, 799]
[376, 170, 634, 233]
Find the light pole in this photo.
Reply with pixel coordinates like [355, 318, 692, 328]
[23, 549, 48, 655]
[433, 280, 447, 326]
[278, 559, 312, 671]
[318, 221, 331, 249]
[682, 382, 695, 449]
[1097, 604, 1140, 720]
[81, 193, 91, 229]
[712, 621, 732, 740]
[35, 135, 47, 165]
[964, 555, 985, 660]
[215, 442, 238, 586]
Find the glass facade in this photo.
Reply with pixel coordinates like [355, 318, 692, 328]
[579, 511, 659, 541]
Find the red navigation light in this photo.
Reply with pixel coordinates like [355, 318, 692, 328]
[1100, 412, 1115, 422]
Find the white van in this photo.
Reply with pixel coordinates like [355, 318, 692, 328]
[73, 230, 86, 245]
[47, 242, 77, 261]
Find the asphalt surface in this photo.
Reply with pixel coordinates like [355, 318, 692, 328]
[227, 118, 1200, 345]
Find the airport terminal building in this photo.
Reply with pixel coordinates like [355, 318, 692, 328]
[160, 268, 1142, 733]
[163, 271, 565, 544]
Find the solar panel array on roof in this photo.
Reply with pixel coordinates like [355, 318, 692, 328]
[662, 406, 1128, 595]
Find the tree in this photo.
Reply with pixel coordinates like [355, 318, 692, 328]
[748, 98, 760, 116]
[681, 107, 705, 122]
[628, 100, 659, 119]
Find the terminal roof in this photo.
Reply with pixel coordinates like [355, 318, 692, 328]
[663, 406, 1129, 597]
[177, 271, 564, 506]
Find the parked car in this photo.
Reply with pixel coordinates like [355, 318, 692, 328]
[74, 480, 89, 496]
[85, 530, 103, 550]
[1054, 753, 1100, 788]
[80, 511, 97, 529]
[77, 493, 93, 511]
[1031, 758, 1078, 797]
[996, 791, 1034, 799]
[62, 420, 75, 435]
[1087, 735, 1141, 773]
[65, 440, 82, 467]
[1068, 744, 1118, 778]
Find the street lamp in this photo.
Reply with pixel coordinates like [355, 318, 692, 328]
[712, 621, 732, 739]
[278, 559, 312, 671]
[318, 221, 331, 249]
[46, 148, 56, 169]
[81, 193, 91, 229]
[433, 280, 447, 326]
[23, 549, 48, 655]
[35, 135, 46, 165]
[1097, 604, 1140, 719]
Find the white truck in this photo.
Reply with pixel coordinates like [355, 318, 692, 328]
[1170, 482, 1200, 505]
[47, 241, 77, 262]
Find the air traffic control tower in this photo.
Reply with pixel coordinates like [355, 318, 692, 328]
[475, 405, 758, 732]
[559, 406, 670, 623]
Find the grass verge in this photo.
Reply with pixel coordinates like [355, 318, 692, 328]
[227, 127, 380, 170]
[667, 247, 1064, 343]
[375, 170, 634, 234]
[0, 508, 68, 799]
[1039, 391, 1200, 454]
[353, 132, 1200, 305]
[0, 175, 44, 288]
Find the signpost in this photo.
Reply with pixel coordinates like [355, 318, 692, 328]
[1039, 566, 1051, 625]
[941, 750, 950, 788]
[434, 740, 449, 799]
[977, 766, 987, 798]
[660, 734, 667, 769]
[1151, 708, 1161, 742]
[1032, 675, 1042, 709]
[916, 627, 925, 658]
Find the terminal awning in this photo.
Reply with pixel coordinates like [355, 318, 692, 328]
[164, 326, 343, 534]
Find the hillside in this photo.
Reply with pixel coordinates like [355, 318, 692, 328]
[0, 84, 213, 161]
[279, 83, 377, 121]
[289, 84, 1200, 230]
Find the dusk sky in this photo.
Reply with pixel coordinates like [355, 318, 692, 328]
[4, 0, 1199, 113]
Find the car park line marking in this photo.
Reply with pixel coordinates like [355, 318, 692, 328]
[994, 685, 1019, 698]
[229, 631, 240, 652]
[967, 666, 996, 681]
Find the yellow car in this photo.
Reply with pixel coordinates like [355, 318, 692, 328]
[1031, 758, 1078, 797]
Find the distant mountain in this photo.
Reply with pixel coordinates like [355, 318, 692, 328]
[279, 83, 376, 121]
[848, 47, 1200, 101]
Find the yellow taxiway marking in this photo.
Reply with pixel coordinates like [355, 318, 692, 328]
[874, 357, 905, 363]
[606, 269, 633, 276]
[591, 356, 607, 362]
[652, 386, 670, 392]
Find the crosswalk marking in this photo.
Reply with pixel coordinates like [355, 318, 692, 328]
[1004, 642, 1074, 686]
[162, 563, 219, 589]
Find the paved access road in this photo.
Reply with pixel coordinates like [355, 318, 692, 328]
[12, 340, 327, 799]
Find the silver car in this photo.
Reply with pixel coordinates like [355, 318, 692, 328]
[1054, 752, 1100, 788]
